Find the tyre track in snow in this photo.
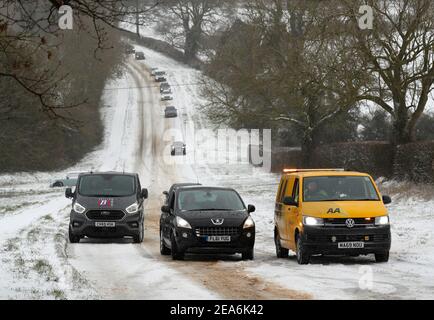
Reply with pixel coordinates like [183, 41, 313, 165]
[127, 58, 311, 300]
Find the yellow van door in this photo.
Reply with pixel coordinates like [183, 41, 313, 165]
[275, 177, 288, 241]
[286, 177, 300, 251]
[279, 176, 295, 242]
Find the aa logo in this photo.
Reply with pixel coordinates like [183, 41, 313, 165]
[327, 208, 341, 214]
[358, 5, 374, 30]
[58, 5, 73, 30]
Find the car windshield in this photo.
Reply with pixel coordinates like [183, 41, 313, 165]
[303, 176, 380, 202]
[178, 189, 245, 211]
[78, 174, 136, 197]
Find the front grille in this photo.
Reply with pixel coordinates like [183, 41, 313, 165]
[86, 210, 125, 221]
[307, 233, 389, 243]
[324, 218, 375, 228]
[195, 227, 240, 237]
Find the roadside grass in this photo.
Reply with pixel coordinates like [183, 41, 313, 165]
[51, 289, 66, 300]
[0, 201, 41, 215]
[4, 238, 19, 252]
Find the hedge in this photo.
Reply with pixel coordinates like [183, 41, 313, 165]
[394, 141, 434, 183]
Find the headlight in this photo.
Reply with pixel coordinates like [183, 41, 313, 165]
[73, 202, 86, 214]
[303, 216, 324, 226]
[126, 202, 139, 214]
[176, 216, 192, 229]
[243, 216, 255, 229]
[375, 216, 389, 225]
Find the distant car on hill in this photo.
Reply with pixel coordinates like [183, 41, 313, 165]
[135, 51, 145, 60]
[164, 106, 178, 118]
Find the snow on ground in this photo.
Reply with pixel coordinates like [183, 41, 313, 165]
[1, 30, 433, 299]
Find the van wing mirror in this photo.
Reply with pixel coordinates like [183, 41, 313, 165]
[65, 188, 74, 199]
[247, 204, 256, 213]
[141, 188, 149, 199]
[283, 196, 298, 206]
[161, 205, 170, 214]
[382, 195, 392, 205]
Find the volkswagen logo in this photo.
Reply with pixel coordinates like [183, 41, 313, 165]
[211, 218, 224, 225]
[345, 218, 355, 228]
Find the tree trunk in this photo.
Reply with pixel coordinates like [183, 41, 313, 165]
[392, 100, 413, 145]
[301, 128, 316, 168]
[184, 27, 201, 62]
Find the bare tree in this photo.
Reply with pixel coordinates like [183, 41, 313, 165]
[342, 0, 434, 144]
[152, 0, 235, 62]
[202, 0, 367, 165]
[0, 0, 161, 119]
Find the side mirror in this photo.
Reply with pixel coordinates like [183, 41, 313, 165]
[382, 195, 392, 205]
[161, 205, 171, 214]
[283, 196, 298, 206]
[247, 204, 256, 213]
[141, 188, 148, 199]
[65, 188, 74, 199]
[162, 191, 169, 197]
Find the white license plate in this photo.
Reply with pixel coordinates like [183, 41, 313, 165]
[95, 222, 116, 228]
[338, 242, 364, 249]
[206, 236, 231, 242]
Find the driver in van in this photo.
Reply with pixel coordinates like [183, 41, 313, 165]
[304, 181, 328, 200]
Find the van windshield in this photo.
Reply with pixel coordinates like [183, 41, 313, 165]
[78, 175, 136, 197]
[303, 176, 379, 202]
[178, 189, 245, 211]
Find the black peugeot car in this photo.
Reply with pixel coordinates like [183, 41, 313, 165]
[66, 172, 148, 243]
[159, 186, 256, 260]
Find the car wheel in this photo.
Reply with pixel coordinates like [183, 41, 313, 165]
[242, 248, 254, 260]
[274, 229, 288, 258]
[375, 251, 389, 263]
[296, 235, 310, 265]
[133, 223, 144, 243]
[171, 234, 184, 260]
[160, 230, 171, 255]
[68, 226, 80, 243]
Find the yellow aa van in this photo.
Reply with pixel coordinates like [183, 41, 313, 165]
[274, 169, 392, 264]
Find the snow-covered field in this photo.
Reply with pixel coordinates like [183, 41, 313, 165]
[1, 34, 434, 299]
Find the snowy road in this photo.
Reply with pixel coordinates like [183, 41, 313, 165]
[1, 44, 434, 300]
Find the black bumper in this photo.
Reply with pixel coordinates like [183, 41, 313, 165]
[69, 211, 142, 238]
[174, 227, 255, 254]
[302, 225, 391, 255]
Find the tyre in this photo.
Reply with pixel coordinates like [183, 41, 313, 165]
[242, 248, 254, 260]
[375, 251, 389, 263]
[274, 229, 288, 258]
[133, 222, 144, 243]
[160, 230, 171, 255]
[296, 235, 310, 265]
[68, 226, 80, 243]
[171, 234, 184, 260]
